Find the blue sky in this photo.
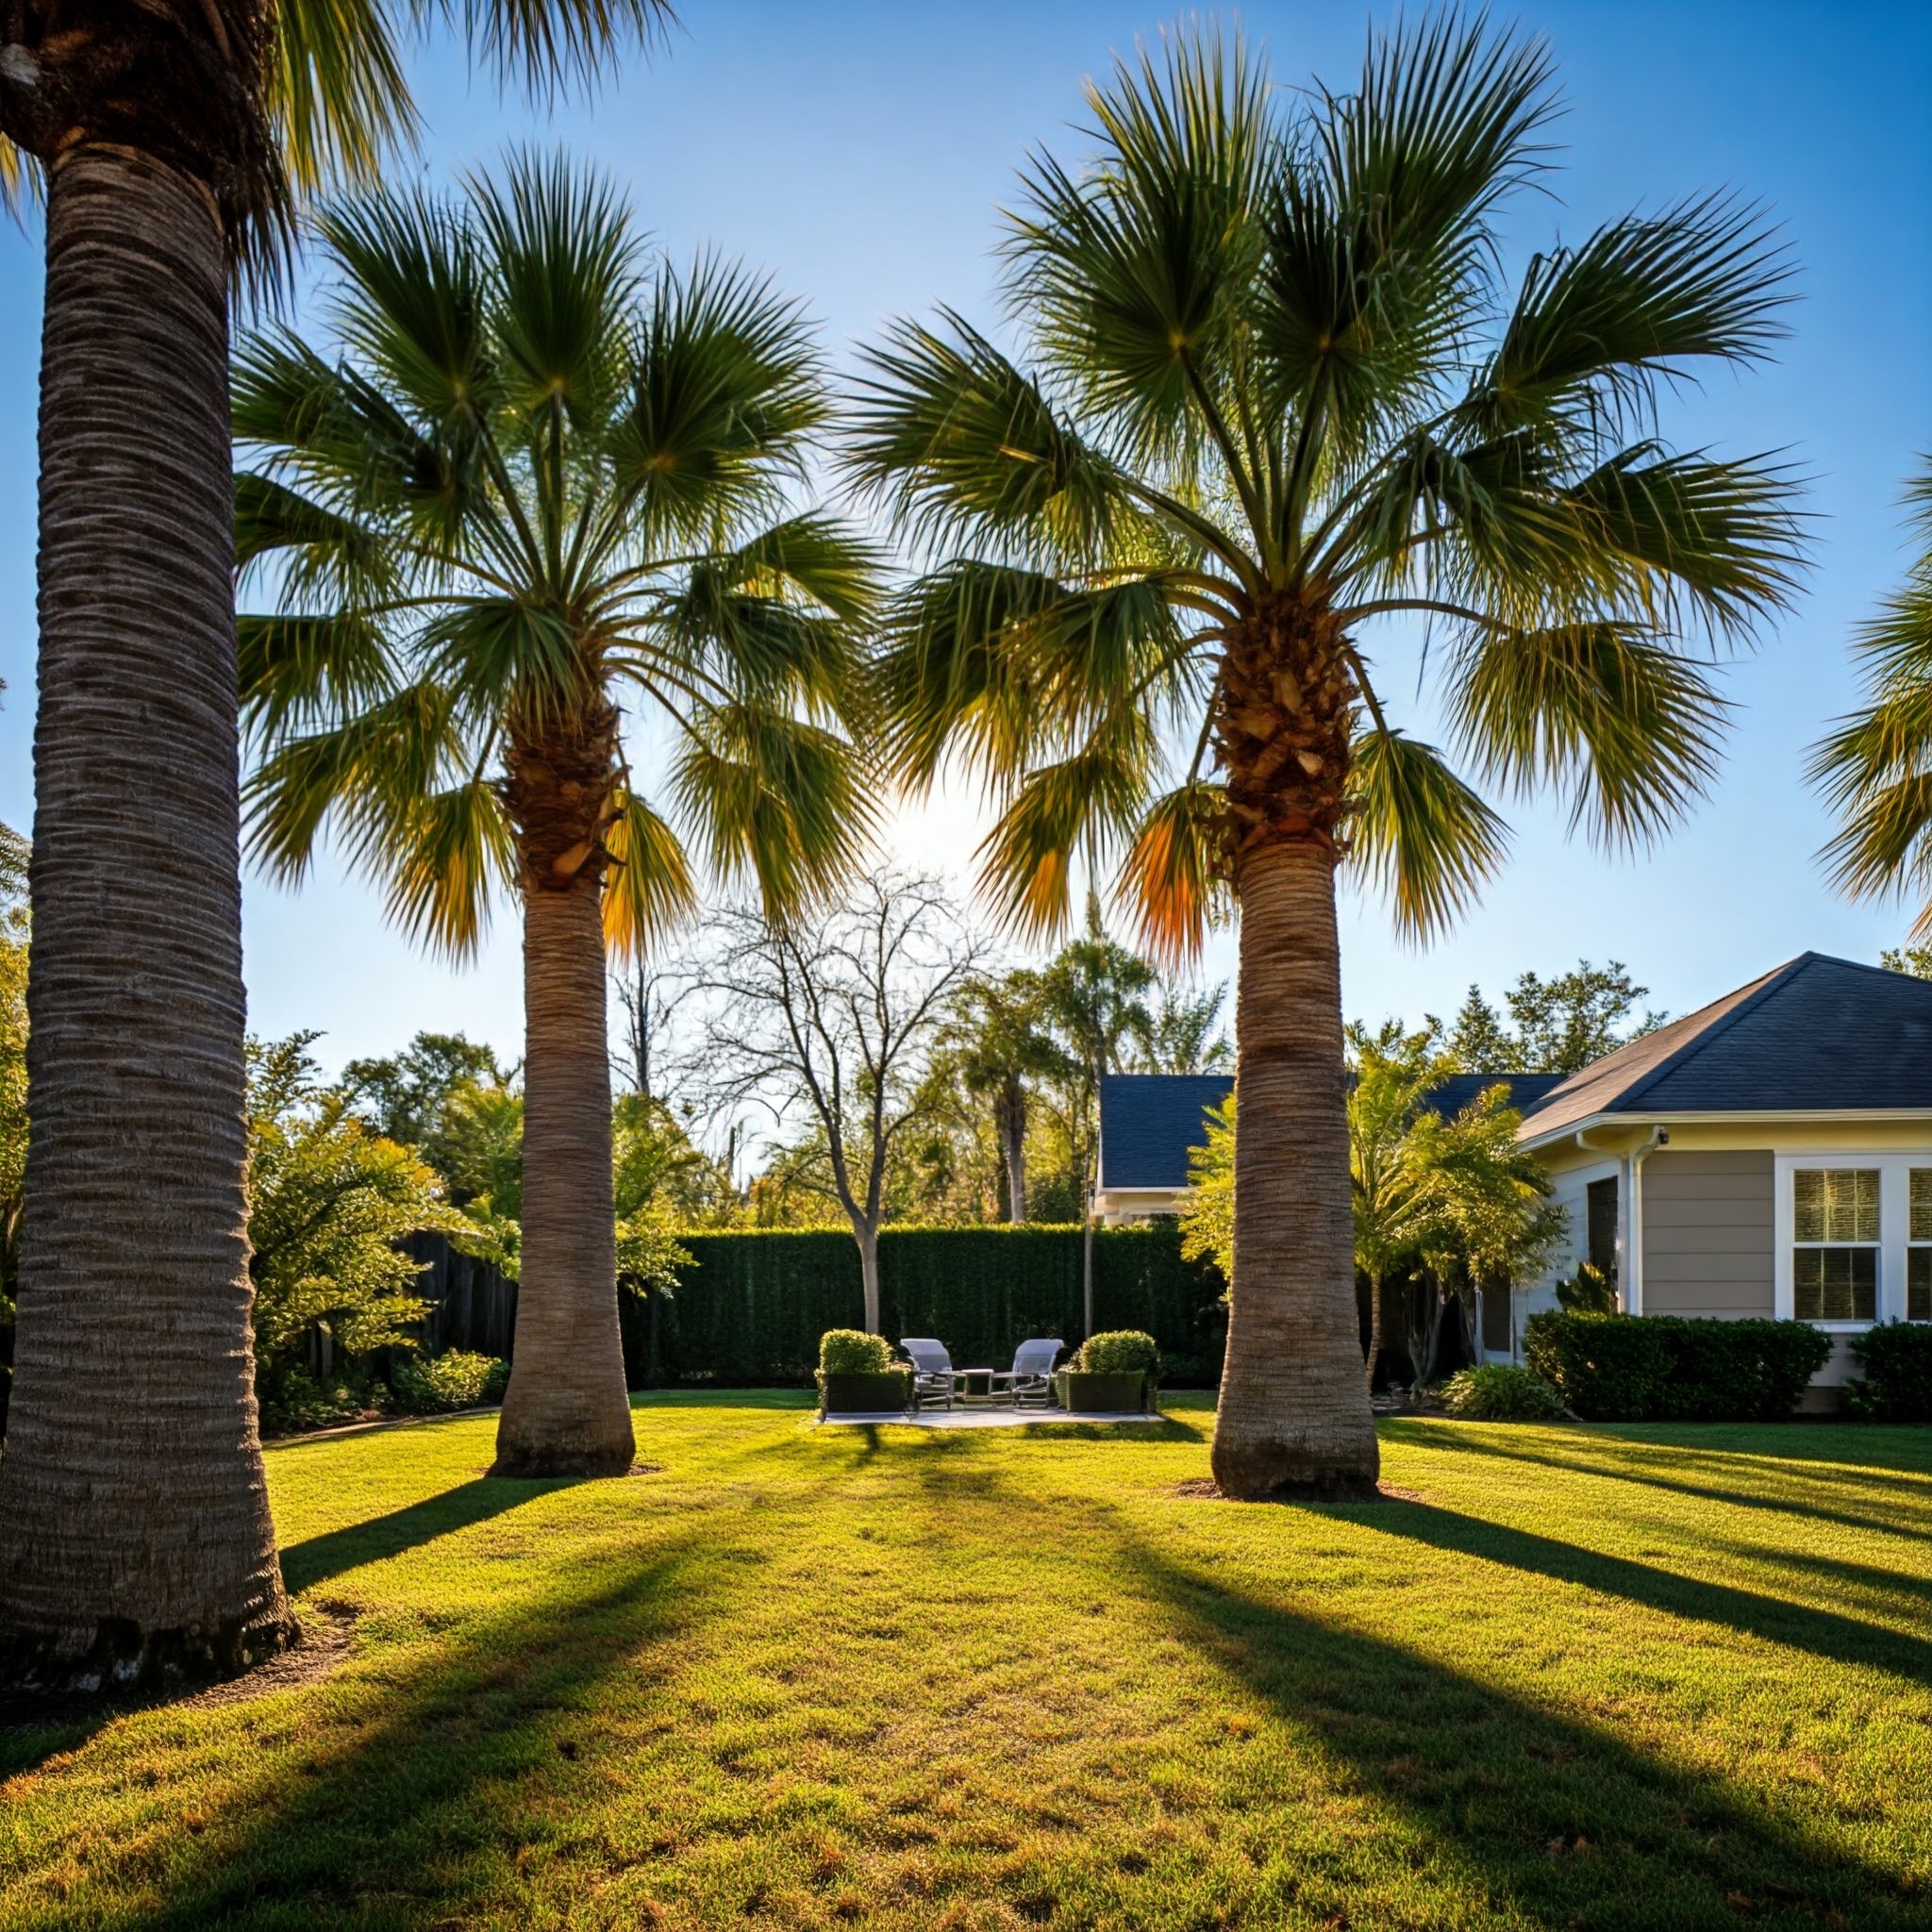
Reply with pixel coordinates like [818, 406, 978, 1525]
[1, 0, 1928, 1081]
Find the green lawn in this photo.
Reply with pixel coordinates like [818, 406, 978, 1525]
[3, 1396, 1931, 1930]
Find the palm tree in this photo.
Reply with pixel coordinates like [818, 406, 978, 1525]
[1812, 463, 1932, 921]
[0, 0, 667, 1687]
[848, 18, 1802, 1497]
[234, 155, 875, 1476]
[940, 973, 1058, 1224]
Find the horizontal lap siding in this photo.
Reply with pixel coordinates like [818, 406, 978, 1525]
[1641, 1150, 1774, 1318]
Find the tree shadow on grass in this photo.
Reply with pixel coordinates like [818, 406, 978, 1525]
[1346, 1502, 1932, 1686]
[1113, 1531, 1919, 1931]
[279, 1477, 578, 1594]
[1387, 1423, 1932, 1548]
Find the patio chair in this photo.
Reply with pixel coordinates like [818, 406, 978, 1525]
[991, 1339, 1064, 1409]
[899, 1338, 964, 1411]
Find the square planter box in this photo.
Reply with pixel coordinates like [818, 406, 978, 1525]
[1056, 1370, 1151, 1413]
[818, 1369, 911, 1416]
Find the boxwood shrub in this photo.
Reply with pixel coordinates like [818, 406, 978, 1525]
[1844, 1323, 1932, 1421]
[1074, 1329, 1161, 1385]
[818, 1328, 893, 1376]
[1442, 1364, 1568, 1421]
[1524, 1313, 1831, 1422]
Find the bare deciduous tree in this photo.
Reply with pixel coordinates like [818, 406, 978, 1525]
[692, 873, 979, 1332]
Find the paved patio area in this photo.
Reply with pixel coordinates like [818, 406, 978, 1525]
[817, 1407, 1161, 1428]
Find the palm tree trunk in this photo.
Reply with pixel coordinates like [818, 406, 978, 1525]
[997, 1076, 1027, 1225]
[1365, 1268, 1384, 1395]
[491, 870, 635, 1477]
[1210, 837, 1379, 1498]
[0, 147, 293, 1687]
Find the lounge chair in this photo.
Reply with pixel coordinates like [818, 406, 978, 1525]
[900, 1337, 968, 1410]
[991, 1338, 1064, 1409]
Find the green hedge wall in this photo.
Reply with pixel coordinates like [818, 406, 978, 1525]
[620, 1223, 1228, 1389]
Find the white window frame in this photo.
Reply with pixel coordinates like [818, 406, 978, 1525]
[1774, 1153, 1925, 1329]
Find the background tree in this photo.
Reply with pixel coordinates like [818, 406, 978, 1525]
[850, 18, 1799, 1496]
[1813, 464, 1932, 928]
[238, 157, 876, 1477]
[1881, 945, 1932, 979]
[1178, 1092, 1236, 1285]
[935, 971, 1058, 1224]
[1138, 981, 1232, 1074]
[691, 873, 978, 1331]
[0, 0, 668, 1690]
[1444, 960, 1666, 1074]
[245, 1032, 471, 1407]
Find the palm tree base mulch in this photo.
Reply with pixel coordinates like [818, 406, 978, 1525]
[1170, 1475, 1424, 1504]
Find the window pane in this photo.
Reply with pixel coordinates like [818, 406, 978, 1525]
[1913, 1171, 1932, 1243]
[1794, 1246, 1876, 1322]
[1911, 1247, 1932, 1323]
[1794, 1169, 1879, 1242]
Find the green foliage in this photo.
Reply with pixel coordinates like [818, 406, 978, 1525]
[1524, 1312, 1832, 1422]
[1178, 1093, 1235, 1288]
[258, 1364, 388, 1438]
[1813, 464, 1932, 939]
[246, 1032, 473, 1370]
[237, 154, 878, 962]
[850, 19, 1801, 957]
[1844, 1323, 1932, 1422]
[1442, 1364, 1568, 1421]
[1075, 1329, 1160, 1384]
[1445, 961, 1665, 1074]
[389, 1351, 511, 1415]
[817, 1329, 893, 1375]
[1880, 945, 1932, 980]
[1555, 1262, 1618, 1315]
[624, 1224, 1225, 1389]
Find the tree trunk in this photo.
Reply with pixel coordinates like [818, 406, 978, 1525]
[491, 872, 635, 1478]
[1365, 1268, 1384, 1395]
[997, 1075, 1027, 1225]
[1082, 1194, 1095, 1340]
[1210, 838, 1379, 1498]
[856, 1222, 881, 1336]
[0, 148, 293, 1688]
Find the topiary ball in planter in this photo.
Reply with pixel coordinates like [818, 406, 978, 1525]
[1057, 1329, 1160, 1411]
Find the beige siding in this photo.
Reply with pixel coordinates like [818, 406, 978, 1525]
[1641, 1149, 1774, 1317]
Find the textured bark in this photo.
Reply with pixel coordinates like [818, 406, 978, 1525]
[995, 1074, 1026, 1225]
[1210, 611, 1380, 1495]
[491, 708, 635, 1478]
[1365, 1269, 1384, 1395]
[0, 148, 292, 1687]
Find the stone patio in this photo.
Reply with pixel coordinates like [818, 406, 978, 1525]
[817, 1407, 1161, 1428]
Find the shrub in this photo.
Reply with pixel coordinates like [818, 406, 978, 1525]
[1524, 1313, 1830, 1421]
[1845, 1323, 1932, 1421]
[390, 1349, 509, 1415]
[1075, 1330, 1161, 1385]
[1443, 1364, 1568, 1421]
[258, 1364, 387, 1437]
[819, 1328, 893, 1376]
[1554, 1263, 1617, 1315]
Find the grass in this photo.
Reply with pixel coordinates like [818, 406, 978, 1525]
[2, 1395, 1931, 1930]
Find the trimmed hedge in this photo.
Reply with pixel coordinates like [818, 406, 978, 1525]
[621, 1223, 1226, 1389]
[1845, 1323, 1932, 1421]
[1524, 1312, 1832, 1422]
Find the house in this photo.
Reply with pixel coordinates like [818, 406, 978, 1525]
[1094, 1074, 1230, 1224]
[1511, 953, 1932, 1405]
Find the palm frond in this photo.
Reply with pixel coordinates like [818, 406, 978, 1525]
[1118, 781, 1232, 964]
[670, 705, 875, 924]
[269, 0, 420, 195]
[419, 596, 587, 726]
[421, 0, 672, 101]
[845, 312, 1139, 564]
[602, 789, 698, 960]
[373, 774, 516, 959]
[1002, 23, 1272, 465]
[1347, 723, 1509, 939]
[974, 712, 1157, 941]
[240, 611, 400, 740]
[1450, 621, 1729, 847]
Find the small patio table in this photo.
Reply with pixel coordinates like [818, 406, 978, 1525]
[950, 1367, 1002, 1406]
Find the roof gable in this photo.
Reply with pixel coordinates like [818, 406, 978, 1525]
[1520, 954, 1932, 1138]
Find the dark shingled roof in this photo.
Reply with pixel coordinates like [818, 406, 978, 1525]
[1098, 1074, 1232, 1191]
[1518, 953, 1932, 1141]
[1098, 1070, 1566, 1193]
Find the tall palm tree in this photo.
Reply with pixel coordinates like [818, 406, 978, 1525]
[848, 18, 1802, 1497]
[236, 155, 875, 1477]
[940, 973, 1058, 1224]
[1811, 462, 1932, 922]
[0, 1, 666, 1686]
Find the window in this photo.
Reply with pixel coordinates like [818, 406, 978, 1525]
[1586, 1177, 1619, 1282]
[1793, 1168, 1879, 1322]
[1910, 1171, 1932, 1322]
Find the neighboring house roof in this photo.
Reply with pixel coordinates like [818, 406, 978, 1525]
[1098, 1074, 1232, 1191]
[1097, 1068, 1564, 1194]
[1518, 953, 1932, 1142]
